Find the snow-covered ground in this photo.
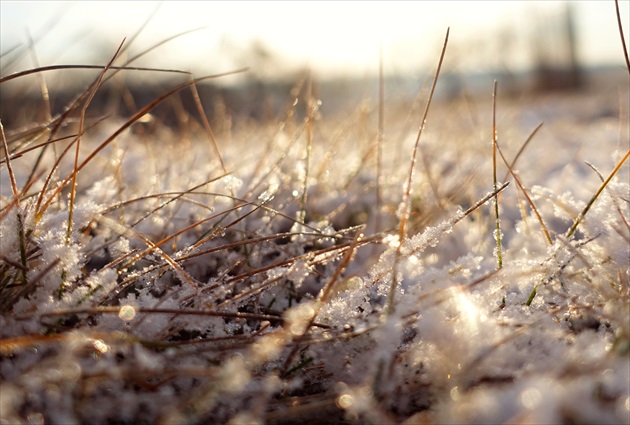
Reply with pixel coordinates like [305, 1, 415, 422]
[1, 59, 628, 424]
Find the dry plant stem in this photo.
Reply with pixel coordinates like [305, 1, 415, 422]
[188, 78, 227, 175]
[501, 122, 543, 183]
[0, 64, 191, 84]
[128, 176, 226, 228]
[101, 202, 248, 270]
[615, 0, 630, 74]
[496, 138, 553, 245]
[492, 81, 504, 268]
[67, 40, 125, 245]
[299, 72, 314, 224]
[0, 120, 18, 197]
[387, 27, 449, 317]
[220, 236, 373, 292]
[585, 162, 630, 232]
[375, 46, 384, 236]
[566, 149, 630, 239]
[116, 2, 161, 59]
[26, 30, 52, 124]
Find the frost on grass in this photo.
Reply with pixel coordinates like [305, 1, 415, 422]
[1, 55, 629, 425]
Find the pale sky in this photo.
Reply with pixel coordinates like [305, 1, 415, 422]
[1, 1, 628, 81]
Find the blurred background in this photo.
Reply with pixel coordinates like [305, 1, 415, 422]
[1, 1, 629, 124]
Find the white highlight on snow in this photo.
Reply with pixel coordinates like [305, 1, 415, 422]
[450, 285, 484, 334]
[118, 305, 136, 321]
[284, 302, 316, 336]
[336, 393, 354, 409]
[520, 387, 542, 409]
[221, 175, 243, 192]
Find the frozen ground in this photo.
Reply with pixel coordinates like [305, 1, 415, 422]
[0, 63, 629, 425]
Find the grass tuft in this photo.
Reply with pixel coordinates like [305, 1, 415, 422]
[1, 17, 628, 425]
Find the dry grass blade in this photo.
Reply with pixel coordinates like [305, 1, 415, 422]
[501, 122, 543, 183]
[398, 28, 450, 240]
[496, 135, 553, 245]
[615, 0, 630, 74]
[585, 161, 630, 232]
[299, 73, 318, 225]
[25, 30, 52, 125]
[388, 27, 449, 316]
[188, 77, 228, 175]
[566, 149, 630, 238]
[375, 46, 384, 237]
[0, 64, 191, 84]
[0, 118, 108, 164]
[67, 39, 126, 245]
[0, 120, 18, 198]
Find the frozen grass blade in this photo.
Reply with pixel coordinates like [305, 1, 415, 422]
[491, 80, 504, 268]
[387, 27, 449, 317]
[299, 72, 316, 224]
[375, 46, 384, 236]
[0, 119, 29, 288]
[399, 28, 449, 240]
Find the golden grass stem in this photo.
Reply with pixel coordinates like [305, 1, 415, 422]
[0, 64, 191, 84]
[566, 149, 630, 239]
[66, 39, 125, 245]
[376, 46, 384, 235]
[299, 72, 314, 224]
[501, 122, 543, 183]
[496, 138, 553, 245]
[492, 80, 504, 269]
[615, 0, 630, 74]
[0, 120, 18, 198]
[386, 28, 450, 317]
[188, 78, 227, 175]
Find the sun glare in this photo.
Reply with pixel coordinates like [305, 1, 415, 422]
[451, 285, 483, 334]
